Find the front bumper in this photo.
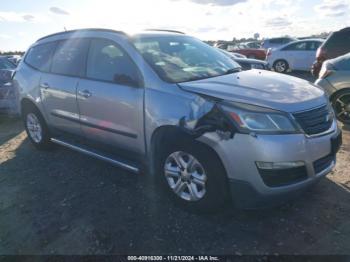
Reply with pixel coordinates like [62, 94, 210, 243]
[200, 120, 341, 208]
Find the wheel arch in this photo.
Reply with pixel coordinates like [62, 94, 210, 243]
[148, 125, 228, 179]
[273, 59, 289, 72]
[20, 97, 47, 122]
[329, 87, 350, 102]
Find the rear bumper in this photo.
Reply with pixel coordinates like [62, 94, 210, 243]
[315, 78, 337, 97]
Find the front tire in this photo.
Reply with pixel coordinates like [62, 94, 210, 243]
[332, 90, 350, 125]
[23, 106, 52, 149]
[158, 139, 229, 212]
[273, 59, 289, 73]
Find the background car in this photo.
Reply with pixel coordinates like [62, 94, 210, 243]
[232, 43, 267, 60]
[6, 55, 22, 65]
[315, 53, 350, 124]
[242, 41, 261, 49]
[229, 52, 247, 59]
[266, 39, 323, 73]
[220, 49, 269, 70]
[261, 37, 298, 50]
[0, 56, 17, 70]
[312, 27, 350, 77]
[0, 60, 17, 115]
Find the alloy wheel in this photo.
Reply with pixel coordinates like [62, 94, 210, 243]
[274, 61, 287, 73]
[164, 151, 207, 202]
[26, 113, 43, 143]
[334, 93, 350, 124]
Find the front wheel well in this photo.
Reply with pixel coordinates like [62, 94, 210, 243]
[149, 126, 226, 177]
[329, 87, 350, 103]
[20, 98, 38, 117]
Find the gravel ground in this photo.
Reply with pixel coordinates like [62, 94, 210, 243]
[0, 72, 349, 255]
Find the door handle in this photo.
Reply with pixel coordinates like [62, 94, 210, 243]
[40, 82, 50, 89]
[78, 90, 92, 98]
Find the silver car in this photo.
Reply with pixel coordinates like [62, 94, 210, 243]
[14, 29, 342, 211]
[315, 53, 350, 125]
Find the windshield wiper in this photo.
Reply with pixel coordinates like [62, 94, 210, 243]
[223, 68, 241, 75]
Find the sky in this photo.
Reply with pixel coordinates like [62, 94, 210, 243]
[0, 0, 349, 51]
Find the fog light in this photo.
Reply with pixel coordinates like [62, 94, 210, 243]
[256, 161, 305, 170]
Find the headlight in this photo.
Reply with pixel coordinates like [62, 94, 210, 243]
[221, 102, 299, 134]
[251, 63, 265, 69]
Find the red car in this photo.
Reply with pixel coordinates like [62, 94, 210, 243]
[232, 43, 267, 60]
[311, 27, 350, 77]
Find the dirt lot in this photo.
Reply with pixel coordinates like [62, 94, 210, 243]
[0, 75, 349, 255]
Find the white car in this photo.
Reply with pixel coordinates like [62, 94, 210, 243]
[266, 39, 324, 73]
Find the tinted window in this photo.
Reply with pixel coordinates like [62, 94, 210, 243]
[25, 42, 56, 72]
[307, 41, 322, 51]
[86, 39, 140, 86]
[51, 39, 90, 77]
[284, 42, 307, 51]
[325, 31, 350, 51]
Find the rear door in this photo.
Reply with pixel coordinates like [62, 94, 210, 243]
[40, 38, 90, 135]
[77, 38, 145, 154]
[282, 41, 308, 70]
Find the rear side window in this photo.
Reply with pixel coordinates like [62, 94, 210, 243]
[25, 42, 56, 72]
[86, 38, 140, 86]
[283, 42, 307, 51]
[307, 41, 322, 51]
[51, 39, 90, 77]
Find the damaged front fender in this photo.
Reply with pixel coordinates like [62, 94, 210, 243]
[178, 97, 236, 140]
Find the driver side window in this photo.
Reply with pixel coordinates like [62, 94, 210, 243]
[86, 39, 141, 87]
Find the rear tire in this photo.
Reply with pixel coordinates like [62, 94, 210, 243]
[273, 59, 289, 73]
[331, 90, 350, 125]
[157, 138, 229, 212]
[23, 105, 52, 150]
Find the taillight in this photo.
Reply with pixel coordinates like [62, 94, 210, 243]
[316, 47, 326, 61]
[267, 48, 272, 56]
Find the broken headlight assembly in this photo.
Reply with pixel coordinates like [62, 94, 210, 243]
[220, 102, 299, 135]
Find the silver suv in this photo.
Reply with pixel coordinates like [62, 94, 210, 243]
[14, 29, 342, 210]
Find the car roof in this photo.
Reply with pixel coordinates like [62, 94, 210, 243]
[277, 38, 324, 49]
[36, 28, 186, 44]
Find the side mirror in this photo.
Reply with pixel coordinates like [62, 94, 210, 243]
[114, 74, 141, 87]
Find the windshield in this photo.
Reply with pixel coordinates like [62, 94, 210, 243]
[0, 58, 16, 70]
[132, 35, 240, 83]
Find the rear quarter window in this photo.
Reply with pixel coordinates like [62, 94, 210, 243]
[324, 31, 350, 53]
[24, 42, 57, 72]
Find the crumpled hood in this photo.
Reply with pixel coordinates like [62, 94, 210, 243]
[178, 70, 327, 112]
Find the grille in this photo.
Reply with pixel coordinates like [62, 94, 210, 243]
[258, 166, 308, 187]
[293, 105, 332, 135]
[313, 154, 334, 174]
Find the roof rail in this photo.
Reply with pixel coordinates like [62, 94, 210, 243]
[144, 29, 185, 34]
[36, 28, 127, 42]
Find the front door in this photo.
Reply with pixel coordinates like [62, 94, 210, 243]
[77, 38, 145, 154]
